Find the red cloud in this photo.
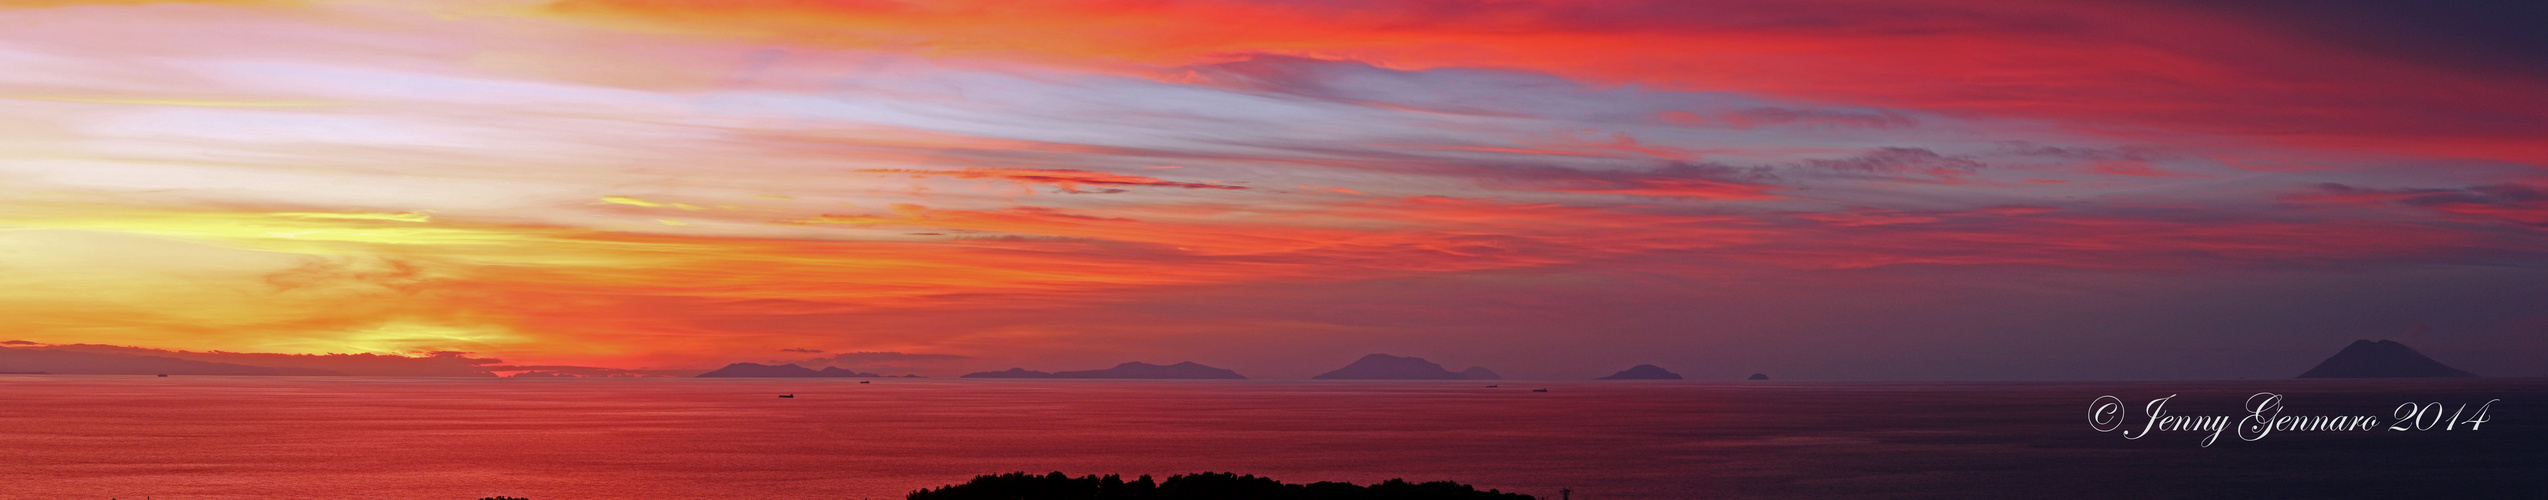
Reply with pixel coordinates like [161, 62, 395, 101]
[1540, 177, 1779, 200]
[1754, 206, 2505, 270]
[1661, 108, 1918, 130]
[857, 168, 1248, 193]
[2286, 183, 2548, 228]
[545, 0, 2548, 164]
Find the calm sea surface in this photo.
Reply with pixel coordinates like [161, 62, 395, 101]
[1, 377, 2539, 499]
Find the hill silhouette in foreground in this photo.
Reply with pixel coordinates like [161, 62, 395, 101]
[961, 361, 1246, 379]
[2297, 340, 2476, 378]
[908, 471, 1535, 500]
[1313, 354, 1498, 380]
[1596, 364, 1682, 380]
[695, 363, 886, 378]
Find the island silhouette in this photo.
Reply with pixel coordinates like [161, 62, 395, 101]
[1594, 364, 1682, 380]
[907, 471, 1535, 500]
[2297, 339, 2476, 378]
[960, 361, 1246, 379]
[1312, 354, 1499, 380]
[696, 363, 890, 378]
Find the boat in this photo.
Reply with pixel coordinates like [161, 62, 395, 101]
[860, 381, 871, 384]
[1531, 388, 1548, 392]
[778, 394, 794, 398]
[156, 374, 168, 377]
[1485, 384, 1498, 388]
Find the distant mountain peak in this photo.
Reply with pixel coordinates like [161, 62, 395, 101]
[1313, 353, 1491, 380]
[696, 362, 885, 378]
[816, 366, 882, 377]
[960, 361, 1245, 379]
[696, 362, 816, 378]
[960, 367, 1056, 378]
[1596, 364, 1683, 380]
[2296, 339, 2475, 378]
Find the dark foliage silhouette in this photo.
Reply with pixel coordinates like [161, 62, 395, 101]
[908, 471, 1537, 500]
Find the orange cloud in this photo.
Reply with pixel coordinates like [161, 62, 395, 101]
[8, 186, 2539, 371]
[10, 0, 2544, 375]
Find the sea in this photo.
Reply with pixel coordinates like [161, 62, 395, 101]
[1, 376, 2539, 499]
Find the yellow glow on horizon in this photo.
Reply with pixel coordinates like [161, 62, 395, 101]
[313, 321, 529, 356]
[599, 196, 663, 207]
[272, 211, 433, 223]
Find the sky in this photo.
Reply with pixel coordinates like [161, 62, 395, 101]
[2, 0, 2543, 379]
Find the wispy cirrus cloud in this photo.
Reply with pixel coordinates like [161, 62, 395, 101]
[1485, 163, 1781, 200]
[1794, 147, 1985, 183]
[854, 168, 1247, 194]
[525, 0, 2548, 164]
[2288, 183, 2548, 228]
[1661, 107, 1918, 130]
[3, 0, 2544, 378]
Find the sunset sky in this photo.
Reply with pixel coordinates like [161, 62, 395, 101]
[3, 0, 2543, 379]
